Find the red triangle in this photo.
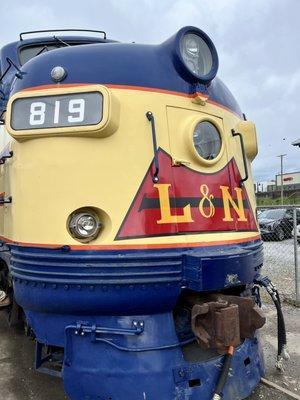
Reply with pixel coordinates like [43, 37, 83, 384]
[116, 150, 258, 240]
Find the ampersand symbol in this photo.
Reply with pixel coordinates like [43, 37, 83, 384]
[199, 184, 215, 218]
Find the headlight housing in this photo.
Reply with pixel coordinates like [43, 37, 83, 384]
[175, 26, 219, 84]
[69, 210, 102, 242]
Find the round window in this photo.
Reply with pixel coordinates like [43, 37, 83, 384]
[193, 121, 222, 160]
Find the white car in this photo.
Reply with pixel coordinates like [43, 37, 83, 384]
[292, 224, 300, 243]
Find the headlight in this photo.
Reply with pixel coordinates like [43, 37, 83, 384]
[193, 121, 222, 160]
[69, 210, 101, 242]
[176, 26, 219, 83]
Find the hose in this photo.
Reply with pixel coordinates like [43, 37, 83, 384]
[254, 276, 290, 370]
[211, 346, 234, 400]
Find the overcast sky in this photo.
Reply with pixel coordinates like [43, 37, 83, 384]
[1, 0, 299, 183]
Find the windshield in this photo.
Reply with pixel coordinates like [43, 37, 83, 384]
[19, 41, 91, 65]
[19, 44, 64, 65]
[259, 209, 286, 220]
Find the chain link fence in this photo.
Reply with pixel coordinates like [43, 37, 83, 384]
[257, 205, 300, 305]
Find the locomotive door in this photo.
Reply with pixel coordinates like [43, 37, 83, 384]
[166, 106, 236, 235]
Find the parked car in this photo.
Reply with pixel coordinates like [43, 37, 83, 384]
[258, 208, 300, 241]
[292, 224, 300, 243]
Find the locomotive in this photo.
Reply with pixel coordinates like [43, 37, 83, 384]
[0, 27, 287, 399]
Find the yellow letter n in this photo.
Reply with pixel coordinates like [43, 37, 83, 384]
[153, 184, 194, 224]
[220, 185, 247, 222]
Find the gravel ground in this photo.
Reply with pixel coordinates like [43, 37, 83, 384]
[262, 238, 299, 302]
[0, 303, 299, 400]
[248, 303, 300, 399]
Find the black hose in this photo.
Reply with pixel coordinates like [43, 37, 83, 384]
[212, 346, 234, 399]
[274, 298, 287, 356]
[254, 277, 288, 366]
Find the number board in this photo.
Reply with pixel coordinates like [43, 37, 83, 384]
[10, 92, 103, 130]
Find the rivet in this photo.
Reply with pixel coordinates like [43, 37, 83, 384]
[64, 285, 69, 290]
[89, 285, 95, 291]
[77, 285, 82, 291]
[102, 285, 108, 292]
[52, 284, 57, 289]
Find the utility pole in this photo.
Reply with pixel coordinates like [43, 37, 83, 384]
[277, 154, 286, 205]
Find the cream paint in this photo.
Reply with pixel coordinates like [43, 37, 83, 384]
[0, 86, 259, 247]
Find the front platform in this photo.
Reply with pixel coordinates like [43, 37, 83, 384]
[61, 313, 264, 400]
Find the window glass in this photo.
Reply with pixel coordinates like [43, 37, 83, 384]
[19, 42, 91, 65]
[193, 121, 222, 160]
[19, 44, 62, 65]
[259, 209, 285, 219]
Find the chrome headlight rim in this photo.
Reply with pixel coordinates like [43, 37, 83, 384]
[174, 26, 219, 84]
[68, 209, 102, 242]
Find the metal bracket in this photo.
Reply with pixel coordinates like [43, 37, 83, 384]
[0, 151, 13, 164]
[64, 320, 145, 367]
[0, 196, 12, 205]
[0, 110, 6, 125]
[71, 320, 145, 341]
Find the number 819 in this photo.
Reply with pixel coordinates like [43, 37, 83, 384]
[29, 99, 85, 126]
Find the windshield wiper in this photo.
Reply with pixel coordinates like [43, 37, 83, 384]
[35, 46, 49, 57]
[53, 36, 70, 47]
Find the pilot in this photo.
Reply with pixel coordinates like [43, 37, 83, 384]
[0, 289, 10, 307]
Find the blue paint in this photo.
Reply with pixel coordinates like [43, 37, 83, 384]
[10, 240, 262, 318]
[1, 28, 242, 117]
[7, 238, 264, 399]
[62, 312, 264, 400]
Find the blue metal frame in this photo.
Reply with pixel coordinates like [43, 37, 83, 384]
[62, 313, 264, 400]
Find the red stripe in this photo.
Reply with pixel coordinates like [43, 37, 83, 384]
[0, 234, 261, 250]
[20, 83, 241, 118]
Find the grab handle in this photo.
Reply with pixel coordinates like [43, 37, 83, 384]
[231, 129, 249, 186]
[146, 111, 159, 183]
[64, 320, 144, 366]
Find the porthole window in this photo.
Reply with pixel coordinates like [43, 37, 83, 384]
[193, 121, 222, 160]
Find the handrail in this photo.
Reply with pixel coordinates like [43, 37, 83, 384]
[20, 29, 107, 41]
[146, 111, 160, 183]
[232, 129, 249, 186]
